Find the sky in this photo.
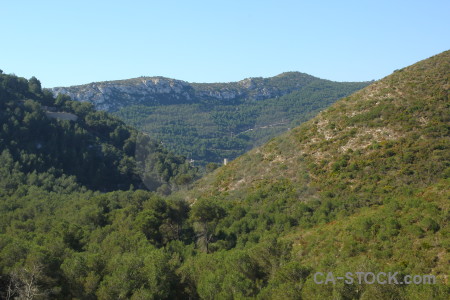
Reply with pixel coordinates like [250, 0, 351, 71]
[1, 0, 449, 88]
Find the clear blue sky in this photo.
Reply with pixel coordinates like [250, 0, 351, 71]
[1, 0, 449, 88]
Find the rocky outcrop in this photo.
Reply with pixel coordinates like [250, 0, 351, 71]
[52, 77, 195, 111]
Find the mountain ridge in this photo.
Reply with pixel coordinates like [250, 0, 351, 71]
[52, 72, 370, 111]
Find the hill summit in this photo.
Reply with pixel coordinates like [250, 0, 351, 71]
[52, 72, 349, 111]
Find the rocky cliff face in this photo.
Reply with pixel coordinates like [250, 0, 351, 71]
[51, 72, 324, 112]
[52, 77, 194, 111]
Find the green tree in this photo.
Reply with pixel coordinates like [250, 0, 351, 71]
[28, 76, 42, 95]
[190, 199, 226, 253]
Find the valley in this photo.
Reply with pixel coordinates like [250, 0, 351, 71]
[0, 51, 448, 299]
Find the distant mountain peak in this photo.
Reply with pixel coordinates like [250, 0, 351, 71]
[52, 72, 365, 111]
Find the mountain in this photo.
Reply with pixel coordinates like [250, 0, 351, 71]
[180, 50, 450, 298]
[0, 51, 448, 299]
[0, 72, 197, 193]
[53, 72, 370, 166]
[191, 51, 449, 199]
[52, 72, 358, 111]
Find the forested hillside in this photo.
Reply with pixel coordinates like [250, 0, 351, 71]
[184, 50, 450, 298]
[54, 73, 369, 166]
[0, 71, 197, 193]
[0, 50, 448, 299]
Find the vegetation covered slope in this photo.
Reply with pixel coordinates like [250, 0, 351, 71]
[179, 50, 450, 298]
[54, 72, 369, 166]
[0, 71, 197, 192]
[0, 51, 448, 299]
[194, 50, 449, 200]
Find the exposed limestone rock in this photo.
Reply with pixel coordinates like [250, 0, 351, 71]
[51, 72, 326, 112]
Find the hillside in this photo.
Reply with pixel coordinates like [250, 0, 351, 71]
[0, 72, 197, 193]
[53, 72, 369, 166]
[192, 51, 449, 199]
[52, 72, 359, 110]
[179, 50, 450, 298]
